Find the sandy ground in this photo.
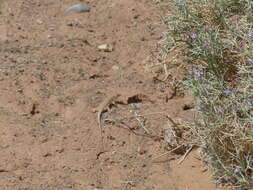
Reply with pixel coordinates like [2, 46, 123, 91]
[0, 0, 229, 189]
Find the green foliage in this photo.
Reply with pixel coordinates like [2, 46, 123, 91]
[161, 0, 253, 188]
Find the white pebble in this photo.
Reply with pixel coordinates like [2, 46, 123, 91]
[64, 3, 90, 15]
[112, 65, 120, 70]
[97, 44, 114, 52]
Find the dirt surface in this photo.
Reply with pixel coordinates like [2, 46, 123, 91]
[0, 0, 228, 189]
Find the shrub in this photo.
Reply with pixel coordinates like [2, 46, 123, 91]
[161, 0, 253, 188]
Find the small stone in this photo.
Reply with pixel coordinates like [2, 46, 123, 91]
[48, 24, 56, 31]
[17, 89, 23, 93]
[6, 36, 18, 43]
[132, 21, 138, 26]
[36, 19, 43, 25]
[97, 44, 113, 52]
[64, 3, 90, 15]
[112, 65, 120, 70]
[132, 103, 146, 109]
[16, 57, 27, 64]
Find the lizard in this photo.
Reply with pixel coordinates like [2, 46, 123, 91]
[96, 93, 120, 157]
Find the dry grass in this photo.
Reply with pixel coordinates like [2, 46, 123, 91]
[160, 0, 253, 189]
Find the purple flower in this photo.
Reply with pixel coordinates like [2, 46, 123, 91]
[203, 40, 209, 49]
[248, 30, 253, 39]
[190, 32, 198, 39]
[194, 70, 204, 77]
[247, 122, 253, 128]
[233, 166, 241, 174]
[217, 108, 224, 113]
[244, 98, 253, 105]
[224, 89, 233, 95]
[232, 47, 240, 52]
[246, 59, 253, 65]
[237, 94, 244, 99]
[188, 64, 196, 72]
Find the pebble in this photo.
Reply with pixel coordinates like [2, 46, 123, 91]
[132, 103, 146, 109]
[16, 57, 28, 64]
[112, 65, 120, 70]
[97, 44, 113, 52]
[48, 24, 56, 31]
[36, 19, 43, 25]
[6, 36, 18, 43]
[64, 3, 90, 15]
